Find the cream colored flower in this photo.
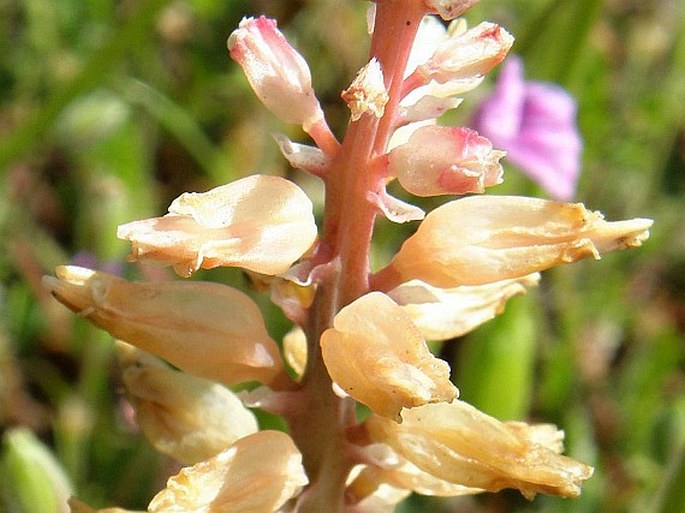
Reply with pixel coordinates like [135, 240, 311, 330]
[388, 274, 540, 340]
[117, 175, 317, 277]
[116, 343, 258, 464]
[320, 292, 457, 421]
[366, 400, 594, 499]
[282, 325, 307, 380]
[148, 430, 308, 513]
[43, 266, 285, 386]
[388, 195, 653, 288]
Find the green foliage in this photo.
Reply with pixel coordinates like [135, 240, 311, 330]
[1, 0, 683, 512]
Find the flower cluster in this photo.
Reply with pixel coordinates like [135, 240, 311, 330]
[45, 1, 652, 512]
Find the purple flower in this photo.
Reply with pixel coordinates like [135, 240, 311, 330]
[472, 55, 582, 201]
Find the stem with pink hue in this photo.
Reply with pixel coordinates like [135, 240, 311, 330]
[285, 2, 427, 511]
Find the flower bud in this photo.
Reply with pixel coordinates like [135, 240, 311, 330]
[366, 400, 594, 498]
[388, 125, 504, 196]
[320, 292, 457, 421]
[413, 22, 513, 87]
[389, 195, 653, 288]
[388, 274, 540, 340]
[43, 266, 285, 386]
[228, 16, 324, 129]
[148, 431, 308, 513]
[117, 174, 318, 277]
[116, 343, 259, 464]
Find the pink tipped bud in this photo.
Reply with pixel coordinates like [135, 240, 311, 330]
[388, 125, 505, 197]
[415, 22, 514, 86]
[228, 16, 323, 129]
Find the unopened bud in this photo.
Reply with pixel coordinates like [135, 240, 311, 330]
[228, 16, 324, 129]
[388, 125, 504, 196]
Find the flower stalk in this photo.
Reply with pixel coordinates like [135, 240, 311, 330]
[43, 1, 653, 512]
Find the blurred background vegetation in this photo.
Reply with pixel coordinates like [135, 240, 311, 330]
[0, 0, 683, 512]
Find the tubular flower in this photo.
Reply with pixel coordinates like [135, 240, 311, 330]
[117, 174, 317, 277]
[116, 343, 259, 465]
[410, 21, 514, 89]
[320, 292, 457, 421]
[388, 273, 540, 340]
[366, 400, 594, 499]
[388, 125, 505, 196]
[227, 16, 324, 130]
[387, 195, 653, 288]
[472, 55, 582, 200]
[43, 266, 285, 386]
[148, 431, 308, 513]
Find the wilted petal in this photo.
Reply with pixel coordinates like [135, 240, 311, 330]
[117, 175, 317, 277]
[228, 16, 324, 129]
[388, 125, 504, 196]
[366, 400, 594, 499]
[320, 292, 457, 421]
[43, 266, 285, 386]
[116, 343, 259, 464]
[148, 431, 308, 513]
[388, 195, 653, 287]
[413, 22, 513, 87]
[342, 58, 389, 122]
[351, 460, 483, 499]
[388, 274, 540, 340]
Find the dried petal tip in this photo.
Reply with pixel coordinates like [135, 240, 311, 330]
[148, 431, 308, 513]
[228, 16, 323, 129]
[425, 0, 481, 20]
[44, 266, 285, 386]
[320, 292, 457, 421]
[342, 58, 390, 122]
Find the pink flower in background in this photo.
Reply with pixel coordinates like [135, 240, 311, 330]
[472, 55, 582, 200]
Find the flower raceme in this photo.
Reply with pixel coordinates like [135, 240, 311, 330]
[44, 3, 654, 513]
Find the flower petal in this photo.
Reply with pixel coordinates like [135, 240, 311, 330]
[366, 400, 594, 499]
[116, 343, 259, 464]
[389, 195, 652, 287]
[117, 175, 317, 277]
[148, 431, 308, 513]
[228, 16, 324, 129]
[43, 266, 285, 386]
[388, 274, 540, 340]
[320, 292, 457, 421]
